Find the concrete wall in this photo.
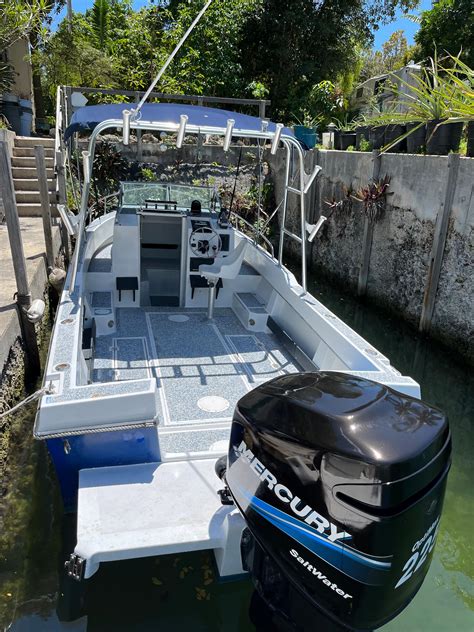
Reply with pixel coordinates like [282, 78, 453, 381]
[269, 149, 474, 363]
[6, 39, 33, 101]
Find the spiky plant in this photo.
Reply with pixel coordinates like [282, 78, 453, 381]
[353, 175, 391, 222]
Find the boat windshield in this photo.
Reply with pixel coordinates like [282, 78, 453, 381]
[121, 182, 216, 211]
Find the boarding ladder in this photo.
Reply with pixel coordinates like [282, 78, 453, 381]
[277, 148, 322, 292]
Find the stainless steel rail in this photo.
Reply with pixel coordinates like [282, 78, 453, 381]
[68, 117, 312, 293]
[230, 210, 275, 257]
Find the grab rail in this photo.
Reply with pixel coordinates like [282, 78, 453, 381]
[88, 191, 120, 221]
[230, 210, 274, 258]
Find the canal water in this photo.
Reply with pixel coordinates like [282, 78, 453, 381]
[0, 272, 472, 631]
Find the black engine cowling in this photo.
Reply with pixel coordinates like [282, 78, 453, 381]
[225, 372, 451, 631]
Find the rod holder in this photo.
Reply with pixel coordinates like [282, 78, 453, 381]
[271, 123, 284, 155]
[82, 151, 91, 183]
[306, 216, 327, 242]
[176, 114, 188, 148]
[57, 204, 78, 237]
[122, 109, 131, 146]
[223, 119, 235, 152]
[303, 164, 322, 194]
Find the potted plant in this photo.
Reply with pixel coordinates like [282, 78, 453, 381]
[355, 125, 371, 150]
[293, 110, 321, 149]
[332, 115, 356, 150]
[384, 121, 407, 152]
[363, 52, 472, 155]
[384, 53, 463, 154]
[467, 121, 474, 158]
[406, 122, 426, 153]
[441, 53, 474, 156]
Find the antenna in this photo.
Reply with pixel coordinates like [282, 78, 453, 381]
[131, 0, 214, 119]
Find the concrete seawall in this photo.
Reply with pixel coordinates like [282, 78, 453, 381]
[269, 149, 474, 363]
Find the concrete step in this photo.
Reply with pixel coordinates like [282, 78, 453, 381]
[15, 136, 55, 148]
[15, 190, 57, 204]
[17, 203, 59, 217]
[12, 166, 54, 179]
[11, 156, 54, 168]
[13, 178, 55, 192]
[13, 146, 54, 158]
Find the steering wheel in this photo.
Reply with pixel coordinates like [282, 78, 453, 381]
[189, 226, 222, 258]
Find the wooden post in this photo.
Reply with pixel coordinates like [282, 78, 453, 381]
[358, 150, 381, 297]
[419, 152, 460, 333]
[35, 145, 55, 269]
[0, 141, 40, 376]
[55, 149, 71, 263]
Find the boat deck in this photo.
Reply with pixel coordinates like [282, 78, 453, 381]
[92, 306, 302, 458]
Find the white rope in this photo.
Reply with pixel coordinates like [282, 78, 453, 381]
[0, 387, 51, 421]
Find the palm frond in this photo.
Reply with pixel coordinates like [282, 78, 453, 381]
[91, 0, 110, 51]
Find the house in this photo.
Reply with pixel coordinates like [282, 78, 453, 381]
[351, 62, 421, 116]
[0, 38, 34, 135]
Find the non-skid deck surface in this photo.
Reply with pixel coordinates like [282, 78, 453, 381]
[93, 307, 300, 429]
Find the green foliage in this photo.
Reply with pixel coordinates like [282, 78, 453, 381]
[362, 52, 474, 152]
[359, 30, 417, 82]
[307, 81, 344, 127]
[34, 14, 117, 105]
[240, 0, 419, 118]
[415, 0, 474, 69]
[91, 0, 110, 51]
[247, 80, 269, 99]
[92, 141, 128, 197]
[141, 167, 156, 181]
[292, 109, 324, 129]
[0, 0, 50, 92]
[359, 137, 372, 151]
[35, 0, 423, 121]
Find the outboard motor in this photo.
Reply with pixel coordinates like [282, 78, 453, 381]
[225, 372, 451, 631]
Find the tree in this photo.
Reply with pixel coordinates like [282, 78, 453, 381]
[359, 30, 416, 82]
[239, 1, 420, 118]
[35, 0, 422, 122]
[415, 0, 474, 68]
[91, 0, 110, 51]
[161, 0, 261, 97]
[0, 0, 48, 93]
[35, 14, 117, 109]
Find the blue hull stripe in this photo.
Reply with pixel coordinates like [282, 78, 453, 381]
[234, 484, 391, 585]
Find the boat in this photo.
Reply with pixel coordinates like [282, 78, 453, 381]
[34, 99, 451, 630]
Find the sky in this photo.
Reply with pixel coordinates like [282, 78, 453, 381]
[53, 0, 433, 51]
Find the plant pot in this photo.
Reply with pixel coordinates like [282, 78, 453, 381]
[294, 125, 318, 149]
[339, 132, 356, 150]
[384, 124, 407, 152]
[406, 122, 426, 154]
[467, 121, 474, 158]
[332, 129, 341, 149]
[355, 126, 370, 150]
[426, 120, 463, 155]
[368, 125, 385, 150]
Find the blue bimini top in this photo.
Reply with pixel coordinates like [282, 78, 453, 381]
[64, 102, 295, 141]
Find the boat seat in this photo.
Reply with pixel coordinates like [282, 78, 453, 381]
[199, 241, 247, 318]
[116, 276, 138, 302]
